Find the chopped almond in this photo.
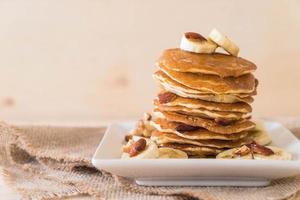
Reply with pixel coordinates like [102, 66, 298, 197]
[234, 145, 251, 156]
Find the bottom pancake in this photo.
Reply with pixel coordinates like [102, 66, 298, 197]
[159, 143, 222, 157]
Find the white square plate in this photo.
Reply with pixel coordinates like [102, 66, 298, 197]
[92, 120, 300, 186]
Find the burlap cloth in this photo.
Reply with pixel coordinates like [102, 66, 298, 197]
[1, 118, 300, 200]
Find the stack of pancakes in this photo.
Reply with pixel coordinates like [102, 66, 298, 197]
[150, 48, 258, 158]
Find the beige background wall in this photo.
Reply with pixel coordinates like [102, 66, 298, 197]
[0, 0, 299, 124]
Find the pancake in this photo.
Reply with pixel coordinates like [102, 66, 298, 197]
[159, 66, 256, 94]
[154, 100, 251, 120]
[153, 71, 254, 103]
[151, 131, 251, 149]
[160, 85, 254, 103]
[155, 111, 256, 134]
[153, 70, 257, 97]
[157, 48, 257, 77]
[159, 143, 222, 157]
[159, 93, 252, 113]
[151, 118, 249, 140]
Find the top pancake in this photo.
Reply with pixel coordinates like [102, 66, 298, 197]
[157, 48, 257, 77]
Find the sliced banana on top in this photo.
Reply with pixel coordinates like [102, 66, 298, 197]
[217, 145, 292, 160]
[180, 32, 217, 54]
[158, 147, 188, 159]
[208, 28, 239, 56]
[122, 138, 159, 159]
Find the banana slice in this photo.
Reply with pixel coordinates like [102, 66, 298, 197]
[217, 146, 292, 160]
[250, 122, 272, 146]
[208, 28, 239, 56]
[180, 32, 217, 53]
[254, 146, 292, 160]
[158, 147, 188, 159]
[122, 138, 159, 159]
[217, 149, 252, 160]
